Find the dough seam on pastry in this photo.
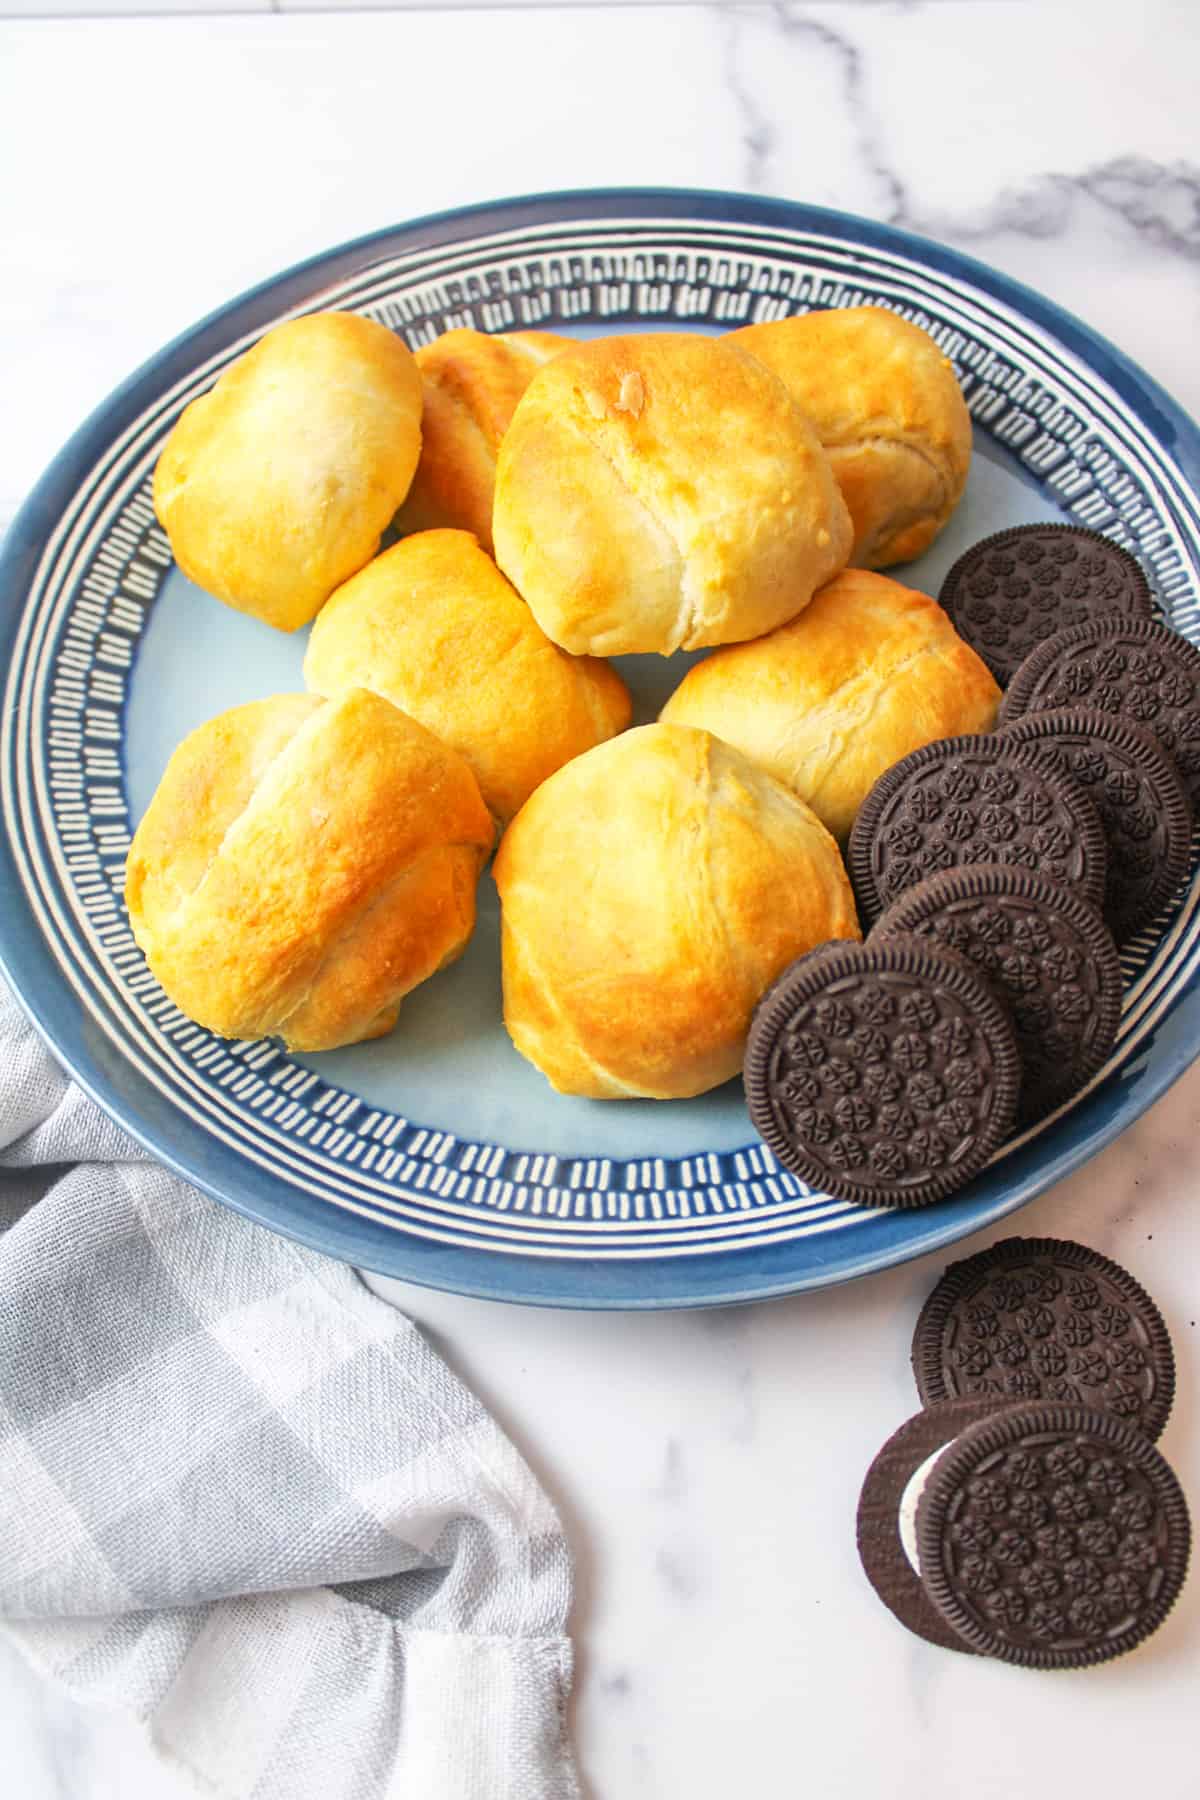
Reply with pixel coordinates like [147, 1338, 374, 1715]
[502, 912, 648, 1099]
[463, 609, 529, 680]
[424, 371, 498, 479]
[696, 740, 751, 1001]
[259, 855, 423, 1041]
[674, 489, 840, 651]
[164, 706, 483, 1039]
[799, 639, 958, 814]
[575, 661, 622, 742]
[827, 433, 962, 561]
[701, 745, 851, 999]
[659, 482, 827, 653]
[277, 839, 473, 1042]
[838, 432, 954, 502]
[674, 545, 707, 656]
[560, 401, 690, 651]
[162, 701, 326, 930]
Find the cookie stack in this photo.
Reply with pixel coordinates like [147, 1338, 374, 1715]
[856, 1237, 1190, 1669]
[747, 524, 1199, 1207]
[941, 525, 1200, 922]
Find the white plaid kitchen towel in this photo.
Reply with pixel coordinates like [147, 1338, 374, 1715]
[0, 976, 579, 1799]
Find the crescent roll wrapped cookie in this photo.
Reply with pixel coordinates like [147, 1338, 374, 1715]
[394, 328, 568, 551]
[661, 569, 1001, 842]
[493, 723, 860, 1099]
[731, 307, 972, 569]
[304, 529, 631, 826]
[125, 690, 493, 1052]
[492, 334, 853, 657]
[153, 313, 423, 631]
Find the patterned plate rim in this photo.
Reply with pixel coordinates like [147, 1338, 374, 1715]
[2, 187, 1199, 1309]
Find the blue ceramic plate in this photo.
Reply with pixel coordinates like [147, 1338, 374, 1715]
[3, 190, 1200, 1308]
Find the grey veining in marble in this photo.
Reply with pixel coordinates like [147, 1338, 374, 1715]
[723, 2, 1200, 259]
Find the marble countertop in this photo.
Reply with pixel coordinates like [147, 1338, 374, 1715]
[2, 3, 1199, 1794]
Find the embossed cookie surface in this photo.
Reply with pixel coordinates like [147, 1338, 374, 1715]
[940, 525, 1153, 686]
[847, 734, 1107, 928]
[1000, 708, 1193, 943]
[745, 935, 1020, 1208]
[915, 1402, 1190, 1668]
[911, 1237, 1176, 1440]
[871, 867, 1122, 1124]
[999, 616, 1200, 805]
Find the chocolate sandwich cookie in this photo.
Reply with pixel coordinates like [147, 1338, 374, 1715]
[870, 867, 1122, 1125]
[857, 1397, 1019, 1652]
[939, 525, 1154, 687]
[847, 734, 1107, 930]
[1000, 708, 1193, 943]
[745, 935, 1020, 1208]
[911, 1237, 1176, 1441]
[999, 615, 1200, 805]
[915, 1402, 1191, 1669]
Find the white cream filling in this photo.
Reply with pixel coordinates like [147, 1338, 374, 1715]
[898, 1443, 956, 1574]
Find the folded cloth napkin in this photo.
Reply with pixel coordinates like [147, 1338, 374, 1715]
[0, 976, 579, 1800]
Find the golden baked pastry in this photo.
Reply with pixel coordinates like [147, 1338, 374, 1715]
[304, 529, 631, 826]
[730, 307, 972, 568]
[125, 690, 493, 1052]
[153, 312, 423, 632]
[393, 328, 568, 551]
[660, 568, 1001, 842]
[491, 333, 853, 657]
[493, 723, 860, 1099]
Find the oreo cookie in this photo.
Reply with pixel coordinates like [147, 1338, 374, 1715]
[847, 734, 1107, 929]
[915, 1403, 1191, 1668]
[745, 935, 1020, 1208]
[939, 525, 1154, 686]
[911, 1237, 1176, 1441]
[999, 615, 1200, 805]
[856, 1397, 1010, 1652]
[870, 867, 1122, 1125]
[1000, 708, 1193, 943]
